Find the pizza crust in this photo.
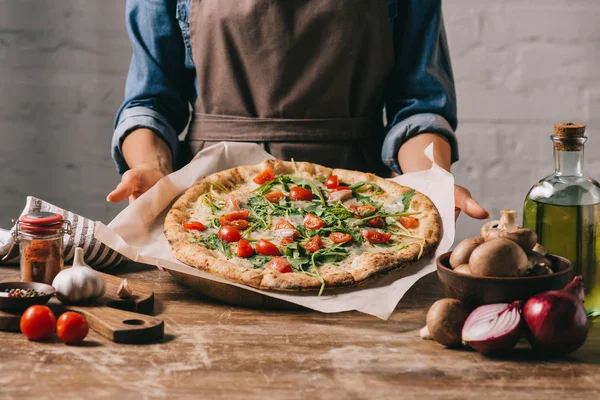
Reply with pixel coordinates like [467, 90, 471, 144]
[164, 159, 442, 292]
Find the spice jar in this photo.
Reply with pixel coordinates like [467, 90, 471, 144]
[13, 212, 71, 284]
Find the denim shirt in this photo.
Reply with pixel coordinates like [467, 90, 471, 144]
[113, 0, 458, 174]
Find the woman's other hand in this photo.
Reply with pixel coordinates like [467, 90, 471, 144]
[107, 128, 173, 203]
[454, 184, 488, 220]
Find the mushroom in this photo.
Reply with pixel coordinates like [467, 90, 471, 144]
[425, 298, 469, 347]
[526, 250, 553, 276]
[453, 264, 472, 275]
[469, 238, 529, 277]
[482, 209, 538, 253]
[450, 237, 484, 268]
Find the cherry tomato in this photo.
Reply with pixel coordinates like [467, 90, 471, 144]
[183, 221, 207, 231]
[289, 186, 314, 201]
[331, 186, 352, 192]
[304, 213, 325, 230]
[237, 239, 254, 257]
[361, 230, 392, 244]
[367, 217, 385, 228]
[225, 194, 240, 210]
[275, 219, 298, 238]
[265, 190, 285, 204]
[228, 220, 249, 230]
[223, 210, 250, 221]
[265, 257, 292, 273]
[253, 166, 276, 184]
[280, 237, 294, 246]
[304, 235, 323, 253]
[350, 205, 378, 217]
[56, 312, 89, 344]
[20, 305, 56, 341]
[256, 239, 281, 256]
[329, 232, 353, 244]
[399, 216, 419, 229]
[218, 225, 241, 242]
[324, 175, 339, 189]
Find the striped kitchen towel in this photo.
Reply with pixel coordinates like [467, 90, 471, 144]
[0, 197, 125, 269]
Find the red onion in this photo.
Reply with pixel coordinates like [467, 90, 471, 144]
[462, 301, 522, 355]
[523, 276, 588, 356]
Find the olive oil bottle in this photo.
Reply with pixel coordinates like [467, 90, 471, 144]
[523, 123, 600, 315]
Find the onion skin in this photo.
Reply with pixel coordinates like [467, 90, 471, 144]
[462, 302, 522, 355]
[523, 276, 589, 357]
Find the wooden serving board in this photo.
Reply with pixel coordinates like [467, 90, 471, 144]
[0, 273, 164, 343]
[167, 269, 302, 310]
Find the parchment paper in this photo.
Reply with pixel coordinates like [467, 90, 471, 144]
[95, 142, 454, 320]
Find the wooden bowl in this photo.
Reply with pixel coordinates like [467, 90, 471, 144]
[436, 252, 573, 308]
[0, 282, 55, 312]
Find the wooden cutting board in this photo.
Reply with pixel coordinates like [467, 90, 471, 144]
[0, 273, 164, 344]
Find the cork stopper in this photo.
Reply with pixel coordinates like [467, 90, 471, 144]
[553, 122, 586, 151]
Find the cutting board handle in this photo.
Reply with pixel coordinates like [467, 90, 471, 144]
[67, 305, 164, 344]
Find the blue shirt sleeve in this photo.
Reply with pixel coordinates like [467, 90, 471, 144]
[112, 0, 194, 174]
[382, 0, 458, 174]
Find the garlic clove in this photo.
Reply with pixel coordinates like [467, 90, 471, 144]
[117, 278, 133, 299]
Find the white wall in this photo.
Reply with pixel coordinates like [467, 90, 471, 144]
[0, 0, 598, 243]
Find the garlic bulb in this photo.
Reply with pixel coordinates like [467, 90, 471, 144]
[52, 247, 107, 304]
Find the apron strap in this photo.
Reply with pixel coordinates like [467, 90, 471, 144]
[189, 113, 382, 142]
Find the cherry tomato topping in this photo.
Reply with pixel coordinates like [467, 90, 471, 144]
[289, 186, 314, 201]
[225, 195, 240, 210]
[20, 305, 56, 341]
[275, 219, 299, 240]
[223, 210, 250, 221]
[329, 232, 353, 244]
[265, 190, 286, 204]
[324, 175, 339, 189]
[56, 312, 89, 344]
[218, 225, 241, 242]
[304, 235, 323, 253]
[229, 220, 249, 230]
[280, 237, 294, 246]
[350, 205, 378, 217]
[399, 216, 419, 229]
[253, 166, 276, 184]
[367, 217, 385, 228]
[303, 213, 325, 230]
[183, 221, 207, 231]
[331, 186, 352, 192]
[361, 230, 392, 244]
[236, 239, 254, 257]
[265, 257, 292, 273]
[256, 239, 281, 256]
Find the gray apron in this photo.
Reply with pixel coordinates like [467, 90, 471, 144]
[187, 0, 394, 176]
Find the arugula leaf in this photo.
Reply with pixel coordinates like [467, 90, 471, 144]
[199, 193, 222, 212]
[402, 189, 416, 211]
[284, 242, 311, 271]
[190, 234, 233, 259]
[248, 255, 273, 269]
[349, 181, 384, 195]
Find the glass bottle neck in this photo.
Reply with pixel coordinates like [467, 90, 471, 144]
[554, 149, 584, 176]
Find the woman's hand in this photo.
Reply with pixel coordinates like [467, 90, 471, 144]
[454, 184, 488, 220]
[106, 164, 168, 203]
[398, 133, 489, 221]
[106, 128, 173, 203]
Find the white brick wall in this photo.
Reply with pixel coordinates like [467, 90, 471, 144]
[0, 0, 598, 244]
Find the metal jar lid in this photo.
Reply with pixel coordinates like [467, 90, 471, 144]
[14, 212, 71, 237]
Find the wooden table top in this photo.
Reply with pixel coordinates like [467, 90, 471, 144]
[1, 262, 599, 400]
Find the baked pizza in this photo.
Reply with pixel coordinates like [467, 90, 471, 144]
[164, 160, 441, 294]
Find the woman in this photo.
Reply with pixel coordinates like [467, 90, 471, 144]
[107, 0, 488, 220]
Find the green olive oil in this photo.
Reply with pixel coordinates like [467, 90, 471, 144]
[523, 199, 600, 313]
